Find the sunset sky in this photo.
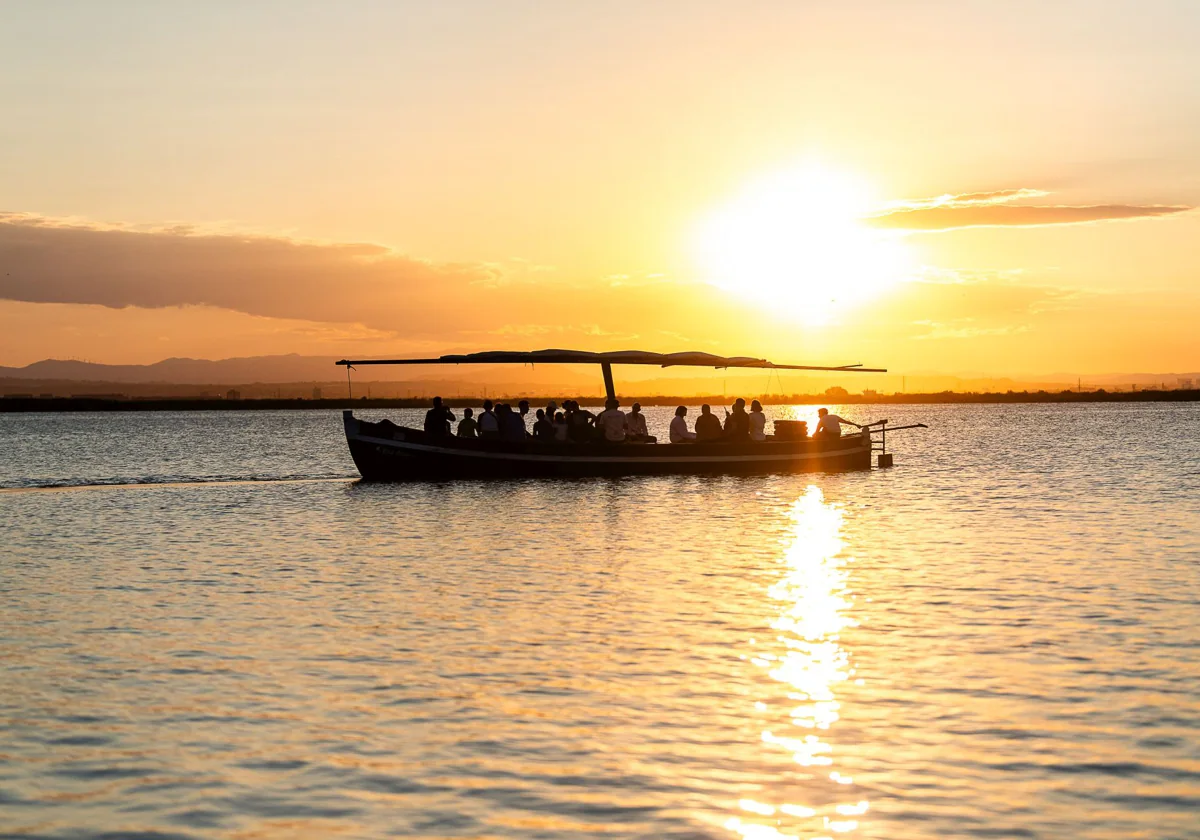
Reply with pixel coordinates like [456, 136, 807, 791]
[2, 1, 1198, 376]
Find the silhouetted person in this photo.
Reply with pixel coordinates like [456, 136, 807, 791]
[499, 403, 527, 442]
[813, 407, 861, 439]
[518, 399, 531, 432]
[749, 400, 767, 441]
[567, 400, 595, 442]
[532, 408, 554, 440]
[596, 398, 627, 443]
[479, 399, 499, 439]
[553, 411, 569, 442]
[670, 405, 696, 443]
[457, 407, 478, 438]
[724, 397, 750, 441]
[627, 402, 648, 442]
[424, 396, 455, 437]
[695, 404, 722, 441]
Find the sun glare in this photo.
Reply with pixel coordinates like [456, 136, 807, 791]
[692, 164, 912, 325]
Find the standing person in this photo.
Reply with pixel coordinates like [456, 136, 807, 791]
[532, 408, 554, 440]
[544, 400, 558, 422]
[695, 404, 722, 441]
[723, 397, 750, 440]
[748, 400, 767, 441]
[423, 396, 455, 437]
[457, 407, 479, 438]
[670, 406, 696, 443]
[517, 400, 531, 432]
[595, 398, 628, 443]
[627, 402, 649, 442]
[813, 407, 861, 439]
[478, 399, 499, 439]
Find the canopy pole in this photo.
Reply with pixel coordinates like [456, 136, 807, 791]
[600, 362, 616, 401]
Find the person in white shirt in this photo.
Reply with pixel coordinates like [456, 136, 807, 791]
[478, 399, 500, 439]
[813, 407, 861, 439]
[748, 399, 767, 441]
[627, 402, 649, 442]
[553, 411, 569, 442]
[669, 405, 696, 443]
[595, 398, 628, 442]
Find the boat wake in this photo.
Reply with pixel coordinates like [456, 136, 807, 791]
[0, 474, 359, 493]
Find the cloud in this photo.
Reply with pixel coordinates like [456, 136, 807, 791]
[868, 189, 1191, 232]
[0, 212, 502, 325]
[910, 320, 1033, 341]
[881, 188, 1050, 211]
[0, 211, 768, 351]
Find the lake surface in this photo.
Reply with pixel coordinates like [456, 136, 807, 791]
[2, 404, 1199, 839]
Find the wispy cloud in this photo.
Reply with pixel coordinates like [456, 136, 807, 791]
[868, 189, 1191, 231]
[911, 320, 1033, 341]
[881, 188, 1049, 212]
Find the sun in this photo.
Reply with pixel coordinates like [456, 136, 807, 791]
[691, 163, 912, 325]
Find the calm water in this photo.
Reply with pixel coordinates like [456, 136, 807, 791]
[2, 404, 1199, 839]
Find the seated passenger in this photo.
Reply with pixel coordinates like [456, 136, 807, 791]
[627, 402, 649, 442]
[694, 404, 723, 441]
[723, 397, 750, 441]
[749, 400, 767, 441]
[813, 407, 861, 439]
[567, 400, 596, 442]
[595, 398, 628, 443]
[457, 407, 478, 438]
[478, 399, 500, 440]
[532, 408, 554, 440]
[553, 411, 569, 442]
[423, 396, 455, 437]
[670, 406, 696, 443]
[498, 403, 527, 442]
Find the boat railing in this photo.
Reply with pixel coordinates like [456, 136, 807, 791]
[864, 420, 928, 466]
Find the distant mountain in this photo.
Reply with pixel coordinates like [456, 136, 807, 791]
[2, 355, 1197, 393]
[0, 354, 345, 384]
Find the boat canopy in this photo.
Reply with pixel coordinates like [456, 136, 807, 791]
[335, 349, 885, 401]
[335, 349, 885, 373]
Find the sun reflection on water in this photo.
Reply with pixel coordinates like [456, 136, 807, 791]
[726, 486, 867, 840]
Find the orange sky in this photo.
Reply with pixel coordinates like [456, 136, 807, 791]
[1, 2, 1198, 376]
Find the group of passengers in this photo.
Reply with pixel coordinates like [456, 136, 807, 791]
[425, 396, 860, 444]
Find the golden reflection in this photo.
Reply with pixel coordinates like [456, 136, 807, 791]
[727, 486, 868, 840]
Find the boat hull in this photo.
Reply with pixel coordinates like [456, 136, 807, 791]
[342, 411, 873, 480]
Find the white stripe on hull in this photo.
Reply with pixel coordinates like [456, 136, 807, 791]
[351, 433, 869, 464]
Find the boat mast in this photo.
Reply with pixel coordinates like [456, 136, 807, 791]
[600, 363, 616, 401]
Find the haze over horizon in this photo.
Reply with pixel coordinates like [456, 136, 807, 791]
[2, 1, 1198, 374]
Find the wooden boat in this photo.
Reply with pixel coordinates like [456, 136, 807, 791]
[336, 350, 918, 480]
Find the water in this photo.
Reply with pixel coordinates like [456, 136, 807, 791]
[2, 404, 1199, 839]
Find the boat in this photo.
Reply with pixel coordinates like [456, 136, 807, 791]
[336, 350, 923, 480]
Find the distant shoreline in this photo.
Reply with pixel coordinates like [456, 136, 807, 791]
[2, 390, 1198, 412]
